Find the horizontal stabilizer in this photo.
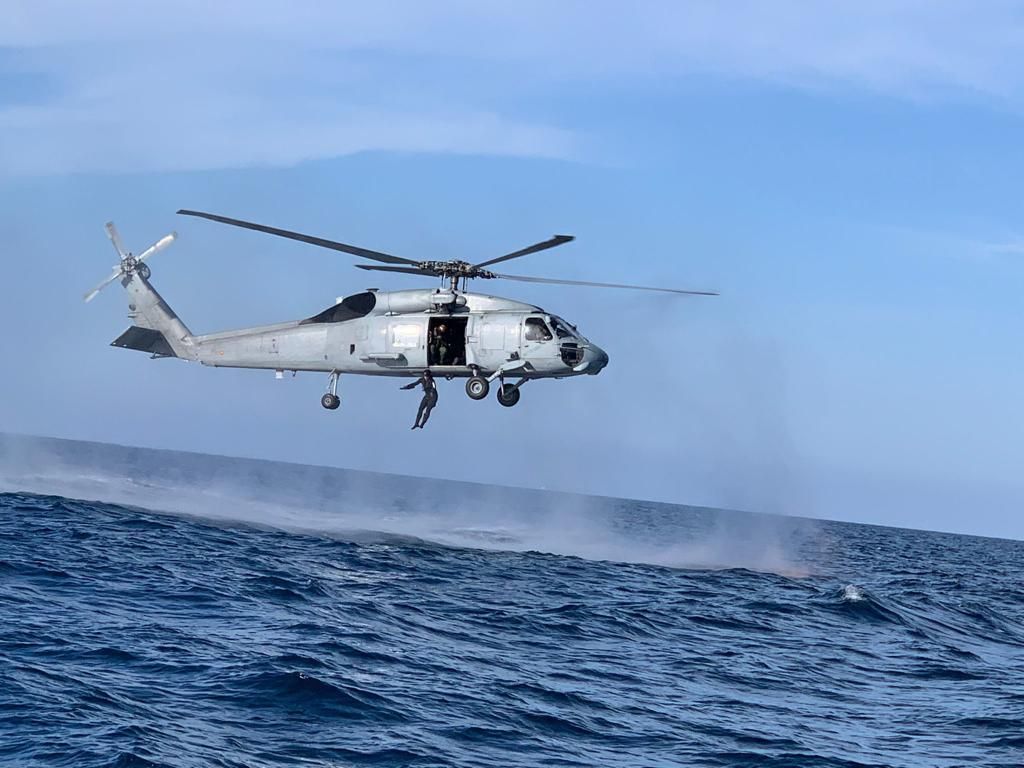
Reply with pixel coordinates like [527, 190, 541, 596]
[111, 326, 177, 358]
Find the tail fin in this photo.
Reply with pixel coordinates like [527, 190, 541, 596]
[87, 222, 196, 360]
[115, 270, 195, 359]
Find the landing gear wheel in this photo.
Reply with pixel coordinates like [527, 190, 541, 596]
[321, 393, 340, 410]
[496, 384, 520, 408]
[466, 376, 490, 400]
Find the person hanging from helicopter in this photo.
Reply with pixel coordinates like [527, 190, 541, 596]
[401, 370, 438, 429]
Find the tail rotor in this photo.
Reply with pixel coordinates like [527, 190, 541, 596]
[84, 222, 177, 303]
[105, 220, 129, 260]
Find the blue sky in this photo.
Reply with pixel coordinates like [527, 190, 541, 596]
[2, 2, 1023, 539]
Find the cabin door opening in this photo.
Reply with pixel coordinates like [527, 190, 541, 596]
[428, 316, 467, 366]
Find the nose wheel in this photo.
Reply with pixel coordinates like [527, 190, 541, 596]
[321, 371, 341, 410]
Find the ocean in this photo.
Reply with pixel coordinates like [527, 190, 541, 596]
[1, 435, 1022, 767]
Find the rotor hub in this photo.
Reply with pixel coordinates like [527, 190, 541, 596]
[416, 260, 496, 281]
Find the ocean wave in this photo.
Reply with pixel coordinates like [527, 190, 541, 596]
[829, 584, 909, 625]
[2, 476, 1023, 768]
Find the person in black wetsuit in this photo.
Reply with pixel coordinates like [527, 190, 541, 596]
[400, 370, 438, 429]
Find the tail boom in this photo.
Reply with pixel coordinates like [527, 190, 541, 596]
[116, 272, 196, 360]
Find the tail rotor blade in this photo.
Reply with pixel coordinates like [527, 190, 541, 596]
[88, 223, 174, 304]
[105, 221, 128, 260]
[136, 232, 177, 263]
[83, 267, 123, 303]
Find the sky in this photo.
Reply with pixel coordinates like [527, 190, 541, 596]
[2, 1, 1023, 539]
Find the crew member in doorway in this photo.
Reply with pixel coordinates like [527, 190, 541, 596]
[431, 323, 449, 365]
[401, 370, 438, 429]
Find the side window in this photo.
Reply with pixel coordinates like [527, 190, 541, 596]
[390, 324, 421, 349]
[524, 317, 552, 341]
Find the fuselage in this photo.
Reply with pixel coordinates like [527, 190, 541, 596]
[187, 288, 609, 379]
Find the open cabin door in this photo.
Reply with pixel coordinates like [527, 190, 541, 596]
[427, 316, 468, 367]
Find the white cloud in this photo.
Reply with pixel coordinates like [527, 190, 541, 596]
[980, 238, 1024, 258]
[2, 1, 1024, 175]
[0, 99, 577, 176]
[884, 225, 1024, 263]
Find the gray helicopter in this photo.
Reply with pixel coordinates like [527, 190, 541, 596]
[85, 210, 717, 409]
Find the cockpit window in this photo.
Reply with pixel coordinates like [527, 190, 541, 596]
[550, 316, 577, 340]
[301, 291, 377, 324]
[524, 317, 553, 341]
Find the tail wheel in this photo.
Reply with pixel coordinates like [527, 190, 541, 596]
[466, 376, 490, 400]
[321, 393, 341, 410]
[496, 384, 520, 407]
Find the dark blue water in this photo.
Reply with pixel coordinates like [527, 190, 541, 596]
[1, 437, 1023, 767]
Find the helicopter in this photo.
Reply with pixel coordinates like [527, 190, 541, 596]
[85, 210, 717, 410]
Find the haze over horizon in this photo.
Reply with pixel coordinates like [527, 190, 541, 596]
[2, 2, 1023, 540]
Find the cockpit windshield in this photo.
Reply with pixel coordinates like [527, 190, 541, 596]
[549, 316, 579, 340]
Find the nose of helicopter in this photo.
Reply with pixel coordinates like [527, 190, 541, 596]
[585, 344, 609, 374]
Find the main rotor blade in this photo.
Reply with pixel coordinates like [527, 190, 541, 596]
[474, 234, 574, 269]
[177, 209, 419, 266]
[492, 272, 719, 296]
[354, 264, 436, 277]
